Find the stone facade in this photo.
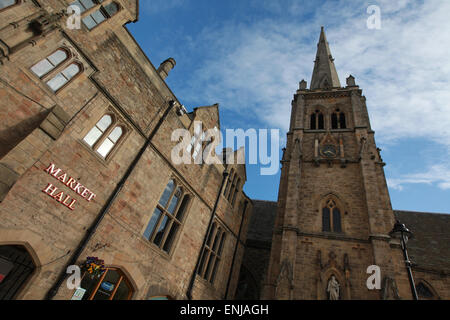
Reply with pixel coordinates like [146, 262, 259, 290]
[0, 0, 252, 300]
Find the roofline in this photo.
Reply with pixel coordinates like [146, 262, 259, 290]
[394, 210, 450, 216]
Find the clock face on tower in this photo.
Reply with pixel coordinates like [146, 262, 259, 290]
[320, 145, 338, 159]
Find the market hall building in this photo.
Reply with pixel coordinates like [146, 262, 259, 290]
[0, 0, 253, 300]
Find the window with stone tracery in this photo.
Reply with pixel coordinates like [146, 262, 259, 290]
[310, 111, 324, 130]
[322, 199, 342, 233]
[331, 110, 347, 129]
[70, 0, 120, 30]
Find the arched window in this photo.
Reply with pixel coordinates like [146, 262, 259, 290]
[331, 110, 347, 130]
[144, 180, 190, 253]
[30, 48, 83, 93]
[31, 49, 69, 78]
[322, 199, 342, 233]
[197, 222, 226, 284]
[76, 1, 120, 30]
[0, 245, 36, 300]
[311, 111, 324, 130]
[78, 267, 133, 300]
[46, 63, 82, 92]
[83, 114, 126, 159]
[0, 0, 19, 11]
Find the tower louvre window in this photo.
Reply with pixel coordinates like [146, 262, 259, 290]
[331, 111, 347, 130]
[311, 111, 324, 130]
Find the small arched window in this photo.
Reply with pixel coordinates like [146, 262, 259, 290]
[83, 114, 126, 159]
[311, 111, 324, 130]
[0, 0, 19, 11]
[231, 178, 241, 206]
[322, 199, 342, 233]
[46, 63, 82, 92]
[224, 169, 234, 198]
[31, 49, 69, 78]
[80, 1, 120, 30]
[144, 180, 190, 253]
[331, 110, 347, 130]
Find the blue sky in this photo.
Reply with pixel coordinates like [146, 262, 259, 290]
[127, 0, 450, 214]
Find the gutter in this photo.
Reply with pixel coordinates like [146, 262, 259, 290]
[45, 100, 176, 300]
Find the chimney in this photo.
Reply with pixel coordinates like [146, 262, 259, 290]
[157, 58, 176, 80]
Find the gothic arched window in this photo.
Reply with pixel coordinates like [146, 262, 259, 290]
[331, 110, 347, 130]
[30, 48, 83, 93]
[322, 199, 342, 233]
[78, 267, 133, 300]
[83, 114, 126, 159]
[311, 111, 324, 130]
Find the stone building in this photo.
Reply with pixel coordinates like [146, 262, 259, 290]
[236, 28, 450, 300]
[0, 0, 253, 300]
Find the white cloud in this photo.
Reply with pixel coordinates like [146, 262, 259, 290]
[388, 164, 450, 191]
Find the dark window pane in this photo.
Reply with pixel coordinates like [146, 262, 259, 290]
[217, 233, 226, 256]
[112, 279, 131, 300]
[333, 208, 342, 232]
[210, 258, 220, 283]
[144, 208, 162, 240]
[332, 113, 338, 129]
[310, 114, 316, 130]
[206, 223, 216, 247]
[212, 229, 221, 252]
[159, 180, 175, 207]
[204, 253, 215, 280]
[175, 195, 190, 221]
[104, 2, 119, 16]
[340, 113, 347, 129]
[318, 113, 324, 129]
[322, 207, 331, 232]
[417, 283, 434, 298]
[163, 223, 179, 253]
[153, 215, 169, 247]
[197, 249, 208, 276]
[91, 9, 106, 24]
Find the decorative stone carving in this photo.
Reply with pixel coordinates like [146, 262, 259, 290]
[327, 276, 340, 300]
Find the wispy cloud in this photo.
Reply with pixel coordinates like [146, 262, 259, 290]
[388, 163, 450, 191]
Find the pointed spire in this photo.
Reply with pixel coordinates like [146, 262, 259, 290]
[310, 27, 341, 90]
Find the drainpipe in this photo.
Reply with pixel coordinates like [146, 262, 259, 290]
[224, 199, 248, 300]
[186, 162, 229, 300]
[45, 100, 176, 300]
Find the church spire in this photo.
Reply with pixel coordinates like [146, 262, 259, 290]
[310, 26, 341, 89]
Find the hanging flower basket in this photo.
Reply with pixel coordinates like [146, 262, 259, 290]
[81, 257, 106, 279]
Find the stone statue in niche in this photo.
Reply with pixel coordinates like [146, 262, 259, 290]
[327, 276, 340, 300]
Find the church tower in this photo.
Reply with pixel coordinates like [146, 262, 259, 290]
[262, 27, 413, 300]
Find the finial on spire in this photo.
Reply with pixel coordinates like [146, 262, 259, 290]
[310, 27, 341, 90]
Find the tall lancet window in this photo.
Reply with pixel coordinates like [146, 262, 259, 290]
[331, 110, 347, 130]
[311, 111, 324, 130]
[322, 199, 342, 233]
